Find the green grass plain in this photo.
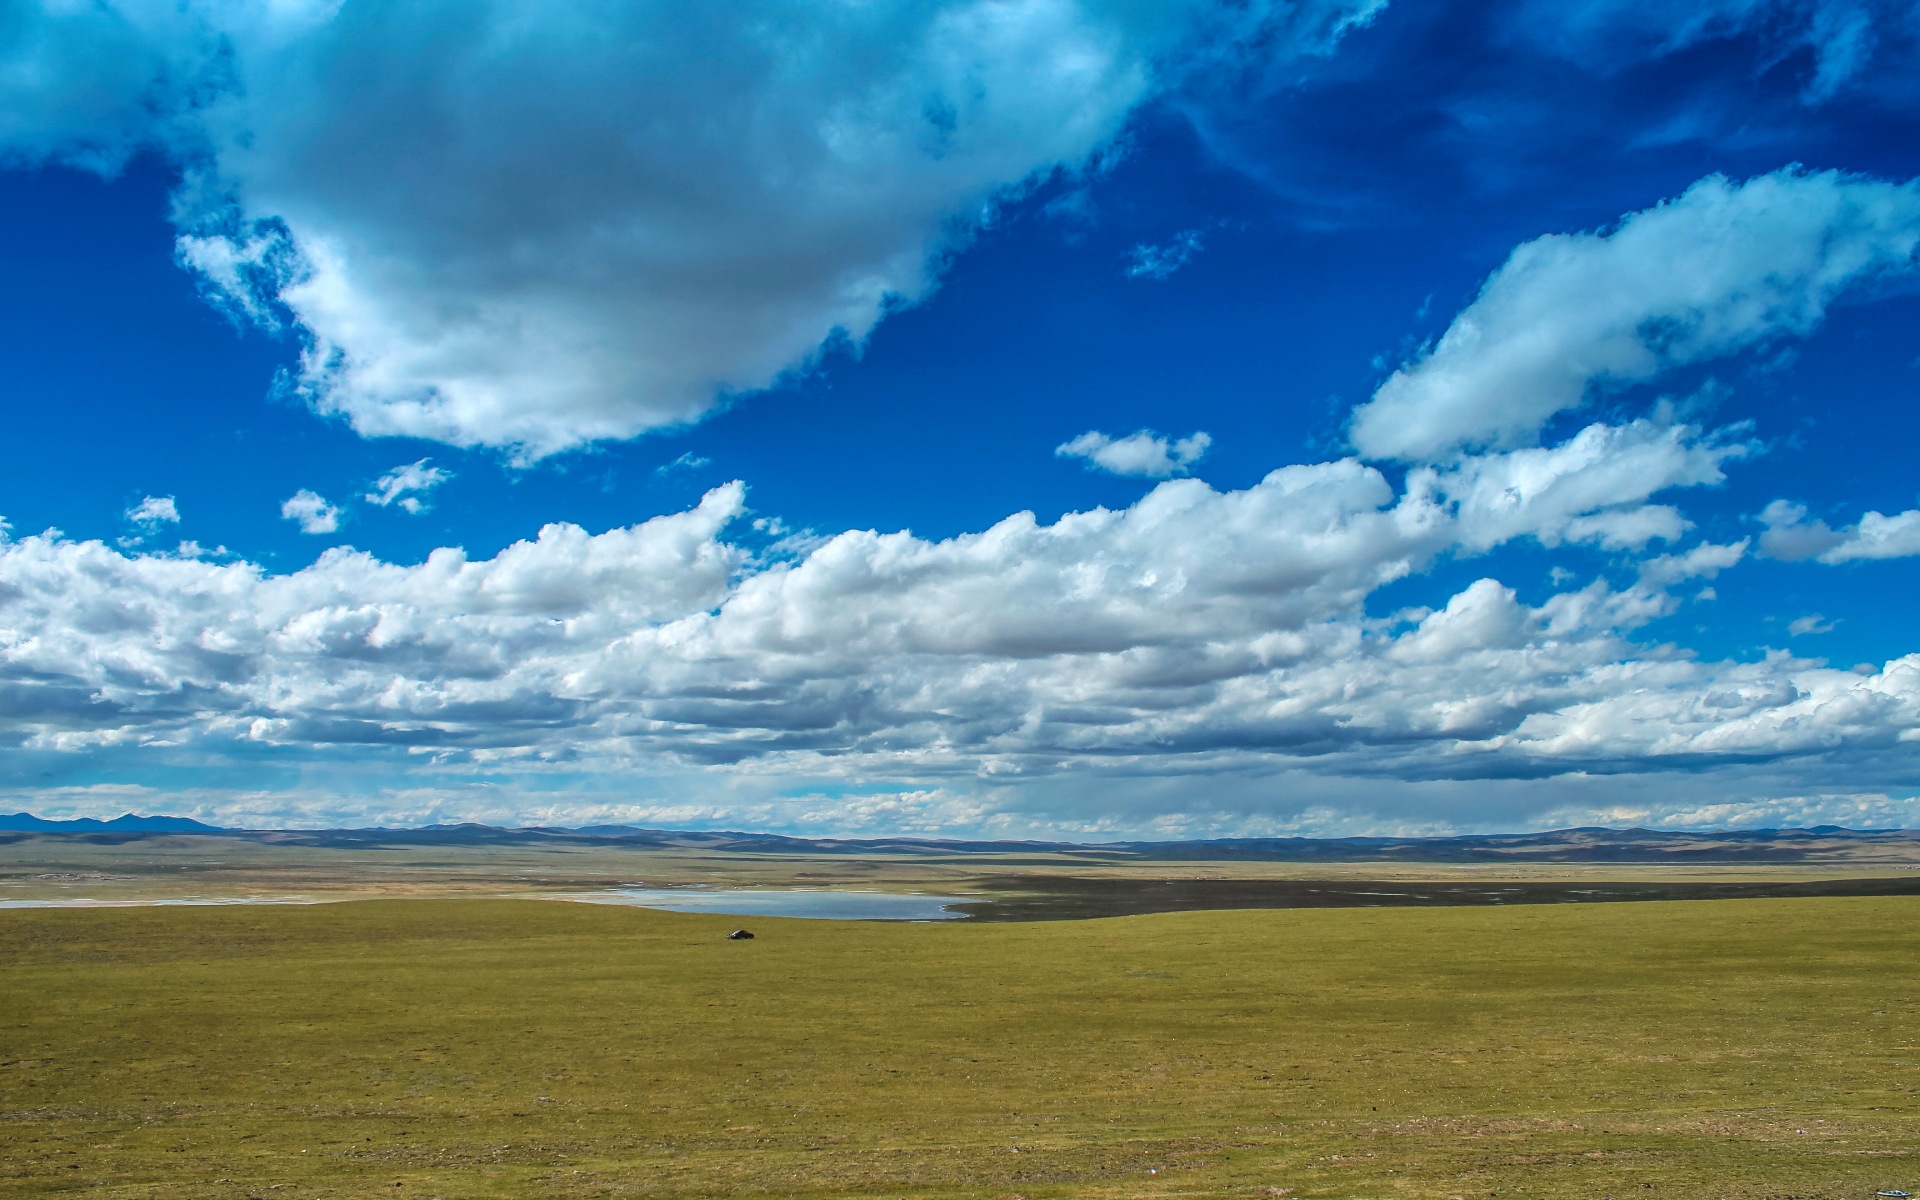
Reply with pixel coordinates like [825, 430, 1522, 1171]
[5, 832, 1918, 908]
[5, 896, 1918, 1199]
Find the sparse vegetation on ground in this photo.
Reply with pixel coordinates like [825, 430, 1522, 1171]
[4, 895, 1918, 1198]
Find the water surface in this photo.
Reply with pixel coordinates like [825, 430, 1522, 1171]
[557, 886, 976, 921]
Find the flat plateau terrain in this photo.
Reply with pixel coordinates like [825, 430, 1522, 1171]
[5, 832, 1920, 910]
[4, 895, 1918, 1198]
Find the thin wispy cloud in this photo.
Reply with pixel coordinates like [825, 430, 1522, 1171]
[366, 460, 451, 515]
[1788, 613, 1837, 636]
[1124, 230, 1205, 281]
[657, 452, 712, 476]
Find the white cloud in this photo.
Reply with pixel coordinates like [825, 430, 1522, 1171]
[1638, 538, 1749, 587]
[1759, 499, 1920, 563]
[1351, 168, 1920, 462]
[280, 489, 341, 535]
[366, 459, 450, 515]
[125, 495, 179, 526]
[1124, 229, 1205, 280]
[658, 452, 712, 476]
[1838, 509, 1920, 560]
[1057, 429, 1212, 477]
[6, 412, 1917, 834]
[1, 0, 1378, 459]
[1788, 614, 1836, 636]
[1416, 418, 1747, 552]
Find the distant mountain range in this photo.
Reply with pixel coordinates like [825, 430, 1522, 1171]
[0, 812, 227, 834]
[3, 812, 1919, 862]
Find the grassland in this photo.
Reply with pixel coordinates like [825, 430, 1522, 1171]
[5, 831, 1919, 908]
[5, 896, 1919, 1198]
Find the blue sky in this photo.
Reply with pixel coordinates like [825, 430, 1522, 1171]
[3, 0, 1920, 835]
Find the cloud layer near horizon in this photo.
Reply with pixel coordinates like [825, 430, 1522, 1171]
[2, 0, 1377, 459]
[4, 409, 1916, 832]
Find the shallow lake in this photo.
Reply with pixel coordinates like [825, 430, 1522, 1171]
[556, 887, 978, 921]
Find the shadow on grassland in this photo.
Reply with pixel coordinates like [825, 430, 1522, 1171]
[955, 873, 1920, 921]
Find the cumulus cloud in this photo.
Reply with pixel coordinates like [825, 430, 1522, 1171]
[280, 489, 341, 535]
[1759, 499, 1920, 562]
[1, 0, 1378, 459]
[1421, 418, 1748, 552]
[1351, 168, 1920, 462]
[7, 411, 1917, 836]
[366, 459, 450, 515]
[1057, 429, 1212, 477]
[124, 495, 179, 526]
